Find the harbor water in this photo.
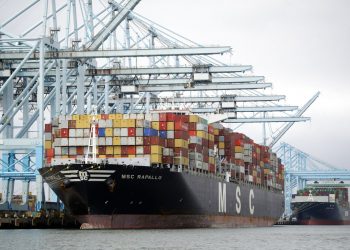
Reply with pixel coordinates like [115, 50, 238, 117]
[1, 225, 349, 250]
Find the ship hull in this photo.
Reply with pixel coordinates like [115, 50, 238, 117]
[292, 202, 350, 225]
[39, 164, 284, 229]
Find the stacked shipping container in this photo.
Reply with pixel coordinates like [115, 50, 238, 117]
[44, 112, 284, 189]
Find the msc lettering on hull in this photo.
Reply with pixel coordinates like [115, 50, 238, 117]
[121, 174, 162, 180]
[218, 182, 255, 215]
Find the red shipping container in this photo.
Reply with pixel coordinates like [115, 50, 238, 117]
[121, 154, 128, 158]
[101, 114, 109, 120]
[174, 147, 188, 157]
[45, 124, 52, 133]
[98, 146, 106, 155]
[159, 121, 167, 130]
[46, 157, 52, 164]
[159, 113, 167, 122]
[46, 149, 54, 157]
[60, 128, 69, 138]
[189, 131, 196, 136]
[174, 121, 188, 131]
[175, 130, 185, 139]
[162, 156, 173, 164]
[127, 146, 136, 155]
[128, 128, 136, 137]
[143, 137, 151, 145]
[203, 154, 209, 163]
[166, 113, 177, 121]
[121, 146, 128, 155]
[188, 123, 196, 130]
[209, 164, 216, 173]
[166, 139, 175, 148]
[208, 125, 214, 134]
[235, 139, 244, 146]
[76, 146, 84, 155]
[202, 139, 208, 147]
[208, 141, 214, 149]
[143, 146, 151, 154]
[189, 144, 203, 152]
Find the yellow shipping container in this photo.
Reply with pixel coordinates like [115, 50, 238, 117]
[189, 115, 199, 123]
[128, 155, 136, 158]
[120, 119, 128, 127]
[151, 154, 162, 163]
[113, 119, 121, 128]
[114, 146, 121, 155]
[106, 146, 113, 155]
[61, 155, 69, 159]
[114, 154, 121, 158]
[105, 128, 113, 137]
[214, 128, 219, 136]
[208, 134, 215, 142]
[72, 114, 80, 120]
[253, 170, 257, 177]
[264, 168, 270, 174]
[151, 145, 162, 154]
[44, 140, 52, 149]
[127, 119, 136, 127]
[219, 142, 225, 149]
[235, 146, 243, 153]
[196, 131, 205, 138]
[76, 120, 90, 129]
[108, 114, 116, 119]
[115, 114, 123, 120]
[174, 157, 189, 166]
[175, 139, 188, 148]
[151, 121, 159, 130]
[98, 155, 106, 158]
[167, 122, 174, 130]
[113, 137, 121, 145]
[209, 157, 215, 164]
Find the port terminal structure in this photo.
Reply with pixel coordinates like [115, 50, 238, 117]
[276, 142, 350, 216]
[0, 0, 315, 212]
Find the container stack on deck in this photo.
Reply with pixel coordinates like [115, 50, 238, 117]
[44, 112, 284, 189]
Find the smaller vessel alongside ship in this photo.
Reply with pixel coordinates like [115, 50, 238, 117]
[291, 183, 350, 225]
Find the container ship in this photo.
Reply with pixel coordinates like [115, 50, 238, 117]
[291, 183, 350, 225]
[39, 112, 285, 229]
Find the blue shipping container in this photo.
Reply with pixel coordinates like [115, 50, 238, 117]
[159, 130, 167, 138]
[143, 128, 158, 136]
[98, 128, 105, 137]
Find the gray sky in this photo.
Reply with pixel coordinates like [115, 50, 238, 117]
[1, 0, 349, 169]
[137, 0, 350, 169]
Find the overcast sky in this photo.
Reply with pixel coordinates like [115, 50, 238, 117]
[1, 0, 349, 170]
[136, 0, 350, 169]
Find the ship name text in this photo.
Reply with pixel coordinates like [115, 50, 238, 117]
[121, 174, 162, 180]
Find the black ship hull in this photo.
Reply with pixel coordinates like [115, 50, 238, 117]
[39, 164, 284, 229]
[292, 202, 350, 225]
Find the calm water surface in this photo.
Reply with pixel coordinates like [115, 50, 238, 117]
[0, 225, 349, 250]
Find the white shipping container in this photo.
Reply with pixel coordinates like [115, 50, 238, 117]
[136, 114, 144, 119]
[69, 147, 77, 155]
[193, 72, 211, 81]
[121, 85, 138, 93]
[219, 136, 225, 142]
[189, 136, 202, 144]
[128, 137, 135, 145]
[98, 137, 106, 145]
[129, 114, 137, 119]
[145, 114, 152, 121]
[121, 128, 128, 136]
[189, 160, 203, 169]
[167, 131, 174, 139]
[196, 123, 208, 131]
[136, 146, 144, 155]
[209, 149, 215, 157]
[61, 147, 69, 155]
[68, 138, 76, 146]
[235, 153, 243, 160]
[136, 137, 143, 145]
[219, 149, 225, 156]
[243, 156, 252, 163]
[240, 166, 245, 173]
[151, 113, 159, 121]
[83, 129, 90, 137]
[65, 115, 73, 120]
[189, 152, 203, 161]
[202, 162, 209, 171]
[44, 132, 52, 140]
[76, 138, 85, 146]
[53, 138, 61, 147]
[75, 129, 83, 137]
[98, 119, 106, 128]
[123, 114, 130, 119]
[113, 128, 121, 136]
[105, 119, 113, 127]
[120, 137, 128, 145]
[136, 128, 143, 136]
[58, 120, 68, 129]
[54, 147, 62, 156]
[106, 137, 113, 146]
